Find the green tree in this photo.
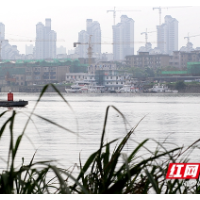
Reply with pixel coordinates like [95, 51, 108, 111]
[175, 81, 186, 90]
[190, 65, 200, 76]
[145, 67, 155, 77]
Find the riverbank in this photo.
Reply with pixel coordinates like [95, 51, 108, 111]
[0, 85, 70, 92]
[2, 83, 200, 93]
[143, 83, 200, 93]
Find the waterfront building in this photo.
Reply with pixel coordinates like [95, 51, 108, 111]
[66, 63, 127, 91]
[66, 73, 89, 83]
[157, 15, 178, 55]
[126, 50, 200, 69]
[25, 65, 69, 85]
[112, 15, 134, 61]
[35, 19, 57, 59]
[126, 52, 170, 68]
[169, 50, 200, 68]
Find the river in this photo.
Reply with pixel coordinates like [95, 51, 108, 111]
[0, 93, 200, 171]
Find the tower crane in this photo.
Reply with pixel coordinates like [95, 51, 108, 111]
[87, 35, 93, 65]
[73, 39, 160, 65]
[184, 33, 200, 44]
[153, 6, 192, 25]
[184, 33, 200, 51]
[74, 35, 94, 65]
[141, 29, 156, 45]
[107, 7, 141, 26]
[153, 7, 167, 26]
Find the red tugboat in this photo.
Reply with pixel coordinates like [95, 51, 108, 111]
[0, 92, 28, 107]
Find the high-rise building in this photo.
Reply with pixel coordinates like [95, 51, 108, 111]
[0, 22, 21, 60]
[112, 15, 134, 61]
[76, 19, 101, 59]
[49, 30, 57, 58]
[76, 30, 89, 58]
[157, 15, 178, 55]
[25, 44, 34, 55]
[57, 46, 66, 55]
[86, 19, 101, 58]
[35, 19, 57, 59]
[1, 40, 20, 60]
[0, 23, 5, 41]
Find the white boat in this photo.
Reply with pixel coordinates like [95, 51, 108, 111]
[65, 81, 90, 93]
[65, 81, 105, 93]
[148, 84, 178, 93]
[81, 82, 105, 93]
[117, 85, 139, 93]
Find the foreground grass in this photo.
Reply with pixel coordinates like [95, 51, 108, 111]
[0, 84, 200, 194]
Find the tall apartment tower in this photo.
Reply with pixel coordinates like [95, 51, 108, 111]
[76, 19, 101, 58]
[0, 23, 5, 40]
[86, 19, 101, 58]
[35, 19, 57, 59]
[76, 30, 89, 58]
[157, 15, 178, 55]
[113, 15, 134, 61]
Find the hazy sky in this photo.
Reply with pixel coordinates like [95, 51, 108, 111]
[0, 0, 200, 55]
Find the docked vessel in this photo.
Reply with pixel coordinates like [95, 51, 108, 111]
[117, 84, 139, 93]
[147, 84, 178, 93]
[65, 81, 105, 93]
[0, 92, 28, 107]
[65, 81, 90, 93]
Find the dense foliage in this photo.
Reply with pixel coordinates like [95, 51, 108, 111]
[119, 67, 155, 78]
[175, 81, 186, 90]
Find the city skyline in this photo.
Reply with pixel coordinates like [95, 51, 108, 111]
[0, 2, 200, 55]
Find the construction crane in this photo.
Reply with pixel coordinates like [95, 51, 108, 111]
[73, 35, 94, 65]
[184, 33, 200, 51]
[107, 7, 141, 26]
[153, 6, 191, 25]
[153, 7, 167, 25]
[141, 29, 156, 45]
[73, 38, 163, 65]
[87, 35, 93, 65]
[184, 33, 200, 44]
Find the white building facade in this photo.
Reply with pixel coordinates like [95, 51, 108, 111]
[76, 30, 89, 58]
[0, 23, 5, 40]
[35, 19, 57, 59]
[25, 44, 34, 55]
[86, 19, 101, 58]
[76, 19, 101, 59]
[113, 15, 134, 61]
[157, 15, 178, 55]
